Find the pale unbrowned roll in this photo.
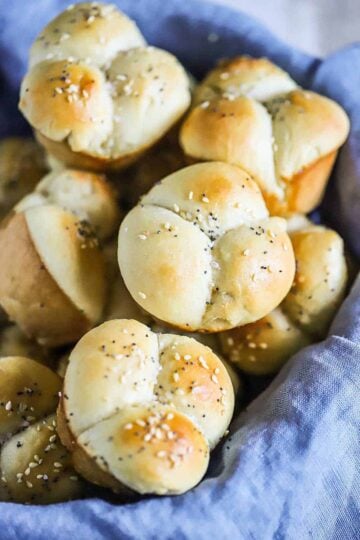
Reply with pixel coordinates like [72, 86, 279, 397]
[0, 205, 106, 347]
[220, 222, 348, 375]
[16, 168, 121, 240]
[58, 319, 235, 495]
[118, 162, 295, 332]
[19, 3, 191, 171]
[0, 414, 83, 504]
[0, 137, 47, 219]
[180, 57, 350, 216]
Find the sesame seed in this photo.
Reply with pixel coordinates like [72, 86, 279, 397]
[202, 196, 209, 203]
[138, 291, 147, 299]
[70, 476, 78, 481]
[26, 481, 33, 488]
[227, 337, 234, 346]
[242, 249, 250, 256]
[198, 355, 209, 369]
[173, 372, 180, 383]
[5, 401, 12, 411]
[184, 354, 192, 360]
[135, 419, 146, 427]
[214, 367, 220, 374]
[156, 450, 167, 458]
[124, 423, 133, 430]
[173, 203, 180, 213]
[211, 374, 219, 384]
[138, 234, 147, 240]
[144, 433, 152, 442]
[248, 342, 256, 349]
[188, 191, 193, 200]
[259, 342, 268, 349]
[220, 72, 230, 80]
[174, 352, 181, 361]
[166, 413, 174, 420]
[200, 101, 210, 109]
[54, 462, 62, 468]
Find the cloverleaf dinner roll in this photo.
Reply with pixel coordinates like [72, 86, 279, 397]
[0, 357, 83, 503]
[220, 222, 348, 375]
[1, 414, 83, 504]
[0, 205, 106, 346]
[118, 162, 296, 332]
[16, 168, 121, 240]
[19, 3, 191, 171]
[57, 319, 235, 495]
[180, 57, 350, 216]
[0, 137, 47, 219]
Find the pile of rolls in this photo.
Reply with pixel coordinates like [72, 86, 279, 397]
[0, 2, 351, 503]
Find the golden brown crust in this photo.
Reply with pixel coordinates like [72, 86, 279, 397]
[118, 162, 295, 332]
[58, 319, 233, 495]
[180, 56, 350, 216]
[267, 150, 337, 215]
[19, 4, 191, 171]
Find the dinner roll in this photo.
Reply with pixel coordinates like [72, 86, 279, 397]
[16, 169, 121, 240]
[0, 137, 47, 219]
[58, 319, 234, 495]
[0, 414, 83, 504]
[220, 223, 348, 375]
[118, 162, 295, 332]
[0, 205, 106, 346]
[0, 356, 61, 442]
[19, 3, 191, 171]
[180, 56, 350, 216]
[0, 326, 51, 367]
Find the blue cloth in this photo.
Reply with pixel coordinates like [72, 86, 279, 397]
[0, 1, 359, 538]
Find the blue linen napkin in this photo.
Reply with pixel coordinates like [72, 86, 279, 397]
[0, 1, 359, 538]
